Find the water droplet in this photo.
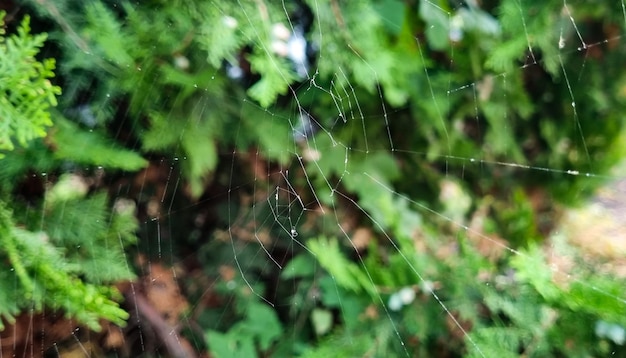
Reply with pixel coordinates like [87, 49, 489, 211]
[211, 76, 215, 80]
[194, 84, 198, 88]
[571, 102, 576, 108]
[290, 227, 298, 237]
[470, 158, 475, 162]
[174, 157, 179, 161]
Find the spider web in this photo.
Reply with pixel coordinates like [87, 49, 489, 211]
[3, 0, 626, 357]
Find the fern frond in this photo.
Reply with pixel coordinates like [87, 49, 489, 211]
[0, 12, 61, 156]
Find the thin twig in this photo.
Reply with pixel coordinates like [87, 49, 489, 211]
[124, 289, 197, 358]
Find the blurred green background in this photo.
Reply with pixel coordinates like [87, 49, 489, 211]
[1, 0, 625, 356]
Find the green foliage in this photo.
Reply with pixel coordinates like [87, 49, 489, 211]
[0, 10, 140, 332]
[53, 116, 147, 171]
[195, 262, 283, 358]
[206, 299, 283, 358]
[0, 12, 61, 156]
[0, 197, 132, 331]
[286, 230, 626, 357]
[463, 244, 626, 357]
[512, 246, 626, 325]
[41, 175, 137, 283]
[5, 0, 626, 356]
[307, 236, 373, 294]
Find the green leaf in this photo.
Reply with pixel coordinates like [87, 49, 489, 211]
[43, 190, 136, 283]
[373, 0, 406, 35]
[311, 308, 333, 336]
[207, 300, 282, 357]
[250, 113, 293, 165]
[52, 117, 147, 171]
[419, 1, 450, 50]
[281, 253, 317, 279]
[308, 236, 372, 295]
[0, 13, 61, 156]
[510, 246, 560, 301]
[242, 301, 283, 350]
[142, 111, 183, 150]
[144, 110, 219, 198]
[247, 54, 296, 108]
[0, 201, 129, 331]
[206, 330, 256, 358]
[466, 327, 528, 358]
[84, 2, 133, 66]
[565, 278, 626, 323]
[298, 331, 376, 358]
[181, 130, 218, 198]
[200, 13, 244, 68]
[0, 270, 20, 331]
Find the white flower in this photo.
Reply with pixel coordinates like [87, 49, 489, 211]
[388, 292, 403, 311]
[272, 23, 291, 41]
[398, 287, 416, 305]
[388, 287, 416, 311]
[271, 40, 289, 57]
[222, 16, 238, 29]
[287, 30, 308, 77]
[173, 55, 189, 70]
